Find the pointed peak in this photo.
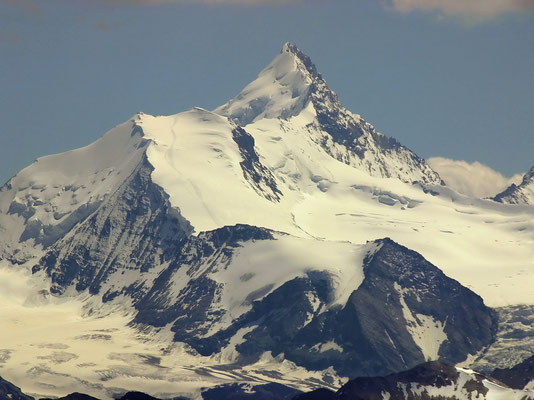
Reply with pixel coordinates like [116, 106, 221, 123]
[281, 42, 297, 53]
[280, 42, 306, 59]
[214, 43, 330, 125]
[280, 42, 321, 80]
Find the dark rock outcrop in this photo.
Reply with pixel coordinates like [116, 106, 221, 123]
[292, 388, 336, 400]
[201, 382, 300, 400]
[0, 376, 34, 400]
[491, 354, 534, 389]
[296, 361, 532, 400]
[40, 393, 99, 400]
[117, 391, 165, 400]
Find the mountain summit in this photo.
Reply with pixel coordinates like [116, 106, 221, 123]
[215, 42, 331, 125]
[216, 43, 442, 185]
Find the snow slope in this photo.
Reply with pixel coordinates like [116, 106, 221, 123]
[139, 108, 296, 235]
[208, 235, 373, 324]
[4, 106, 531, 306]
[0, 262, 346, 400]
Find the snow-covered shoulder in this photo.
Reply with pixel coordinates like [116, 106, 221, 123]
[209, 236, 377, 324]
[138, 108, 298, 235]
[0, 116, 148, 259]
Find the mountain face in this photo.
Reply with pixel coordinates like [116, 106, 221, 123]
[0, 43, 533, 399]
[142, 237, 495, 379]
[34, 228, 497, 379]
[494, 166, 534, 205]
[33, 156, 193, 299]
[297, 361, 534, 400]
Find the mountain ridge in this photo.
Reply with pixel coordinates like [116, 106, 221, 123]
[494, 165, 534, 205]
[216, 42, 443, 185]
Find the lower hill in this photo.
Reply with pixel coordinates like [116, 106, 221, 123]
[4, 360, 534, 400]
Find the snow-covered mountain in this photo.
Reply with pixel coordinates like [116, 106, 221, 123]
[494, 166, 534, 205]
[216, 43, 442, 185]
[0, 43, 533, 399]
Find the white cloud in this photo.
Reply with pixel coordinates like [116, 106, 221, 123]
[390, 0, 534, 18]
[427, 157, 523, 198]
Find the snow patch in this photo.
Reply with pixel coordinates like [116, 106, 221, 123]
[311, 341, 344, 354]
[394, 282, 447, 360]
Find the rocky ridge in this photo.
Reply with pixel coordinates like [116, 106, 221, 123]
[494, 166, 534, 205]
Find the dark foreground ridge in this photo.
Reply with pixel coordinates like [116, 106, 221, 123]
[4, 360, 533, 400]
[0, 376, 34, 400]
[298, 361, 534, 400]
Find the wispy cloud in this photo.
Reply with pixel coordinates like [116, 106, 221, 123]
[390, 0, 534, 19]
[427, 157, 523, 198]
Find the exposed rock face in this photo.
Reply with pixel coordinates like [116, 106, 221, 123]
[34, 195, 497, 381]
[336, 362, 465, 400]
[201, 383, 301, 400]
[117, 392, 168, 400]
[231, 126, 282, 202]
[0, 376, 34, 400]
[494, 166, 534, 205]
[133, 224, 274, 339]
[293, 388, 336, 400]
[33, 158, 193, 299]
[335, 239, 498, 376]
[491, 355, 534, 389]
[231, 238, 496, 378]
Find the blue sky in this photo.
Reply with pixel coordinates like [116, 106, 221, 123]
[1, 0, 533, 184]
